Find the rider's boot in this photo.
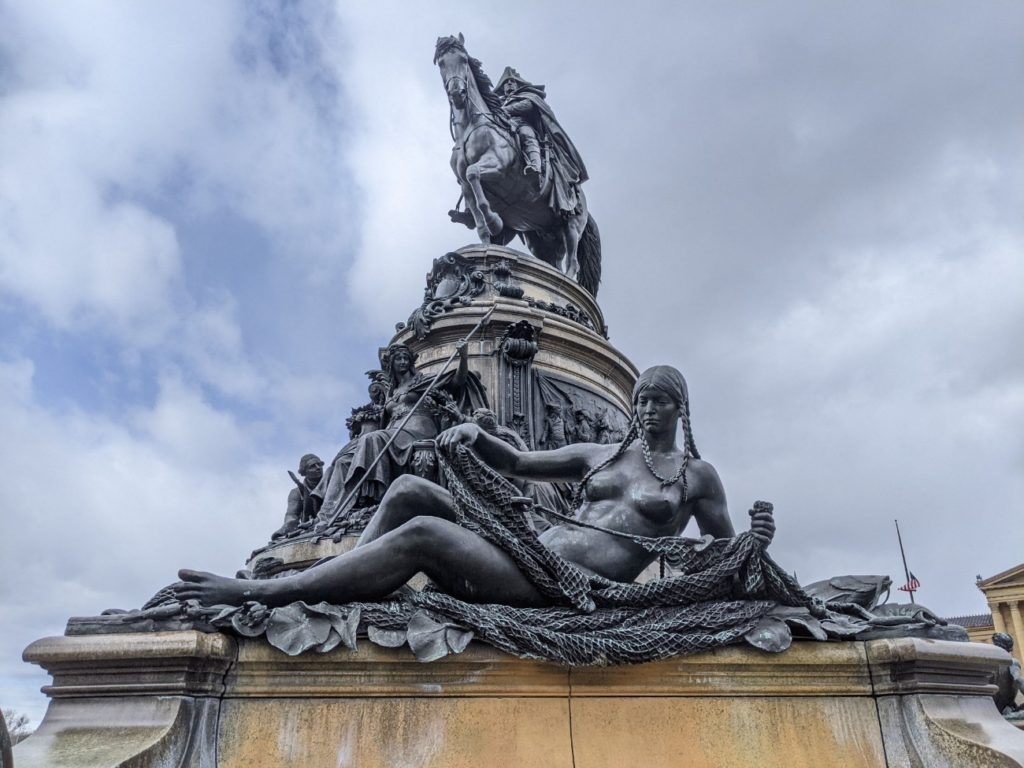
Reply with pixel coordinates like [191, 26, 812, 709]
[521, 132, 542, 177]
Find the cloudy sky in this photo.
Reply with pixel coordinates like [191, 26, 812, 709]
[2, 1, 1021, 725]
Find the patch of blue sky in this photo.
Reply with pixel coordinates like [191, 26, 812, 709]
[169, 201, 373, 370]
[0, 299, 159, 415]
[234, 1, 348, 123]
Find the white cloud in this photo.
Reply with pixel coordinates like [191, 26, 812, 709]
[0, 133, 184, 340]
[336, 6, 459, 330]
[170, 295, 359, 433]
[692, 233, 1024, 610]
[0, 1, 355, 344]
[0, 357, 293, 724]
[263, 4, 1024, 619]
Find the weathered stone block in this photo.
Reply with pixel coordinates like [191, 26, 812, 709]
[16, 633, 1024, 766]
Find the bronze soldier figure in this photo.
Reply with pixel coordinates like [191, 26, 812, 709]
[496, 66, 589, 217]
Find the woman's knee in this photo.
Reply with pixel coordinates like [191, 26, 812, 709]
[394, 516, 453, 551]
[385, 474, 430, 503]
[386, 475, 450, 509]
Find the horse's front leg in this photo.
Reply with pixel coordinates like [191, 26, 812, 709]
[457, 179, 495, 244]
[465, 159, 504, 239]
[449, 180, 479, 230]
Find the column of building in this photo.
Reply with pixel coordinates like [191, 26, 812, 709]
[990, 601, 1007, 634]
[1010, 601, 1024, 653]
[987, 597, 1024, 654]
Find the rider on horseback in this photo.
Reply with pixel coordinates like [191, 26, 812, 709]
[434, 35, 602, 294]
[495, 67, 590, 217]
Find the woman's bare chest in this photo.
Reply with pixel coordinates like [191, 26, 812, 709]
[585, 457, 687, 525]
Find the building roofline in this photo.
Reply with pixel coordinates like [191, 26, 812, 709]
[977, 562, 1024, 588]
[944, 613, 993, 628]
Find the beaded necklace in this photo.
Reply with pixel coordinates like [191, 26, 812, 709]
[639, 427, 689, 499]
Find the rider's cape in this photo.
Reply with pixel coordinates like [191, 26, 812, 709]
[504, 84, 589, 215]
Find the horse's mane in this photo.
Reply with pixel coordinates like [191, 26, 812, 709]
[434, 36, 510, 124]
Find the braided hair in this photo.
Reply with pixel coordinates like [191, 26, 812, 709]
[679, 393, 700, 460]
[572, 365, 698, 509]
[571, 415, 639, 510]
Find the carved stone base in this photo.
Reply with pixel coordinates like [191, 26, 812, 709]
[394, 244, 639, 449]
[246, 535, 353, 577]
[16, 634, 1024, 766]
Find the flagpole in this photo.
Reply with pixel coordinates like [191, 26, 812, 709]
[894, 518, 915, 604]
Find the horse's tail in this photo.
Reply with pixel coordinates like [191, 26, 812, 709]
[578, 214, 602, 297]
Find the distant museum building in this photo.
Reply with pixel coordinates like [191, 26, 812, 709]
[947, 563, 1024, 649]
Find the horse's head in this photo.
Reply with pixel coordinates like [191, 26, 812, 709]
[434, 33, 470, 109]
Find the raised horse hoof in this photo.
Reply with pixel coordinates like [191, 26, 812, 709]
[448, 209, 475, 229]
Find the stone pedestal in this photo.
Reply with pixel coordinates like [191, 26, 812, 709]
[16, 633, 1024, 767]
[246, 535, 353, 576]
[393, 244, 638, 449]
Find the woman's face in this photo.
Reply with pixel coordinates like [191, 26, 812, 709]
[391, 350, 412, 374]
[635, 387, 680, 437]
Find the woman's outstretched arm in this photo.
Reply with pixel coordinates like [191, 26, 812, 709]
[437, 423, 615, 483]
[688, 461, 775, 545]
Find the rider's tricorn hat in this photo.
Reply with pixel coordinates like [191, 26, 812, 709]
[495, 66, 529, 91]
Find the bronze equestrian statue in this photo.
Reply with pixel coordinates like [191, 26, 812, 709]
[434, 34, 601, 296]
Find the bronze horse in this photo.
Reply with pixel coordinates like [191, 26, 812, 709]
[434, 35, 601, 296]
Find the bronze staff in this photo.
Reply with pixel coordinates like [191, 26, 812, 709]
[322, 306, 496, 529]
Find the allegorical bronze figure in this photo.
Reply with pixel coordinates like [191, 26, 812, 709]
[271, 453, 324, 540]
[172, 366, 775, 607]
[310, 342, 482, 526]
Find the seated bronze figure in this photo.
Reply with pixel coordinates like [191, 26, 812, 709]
[311, 342, 478, 526]
[173, 366, 775, 608]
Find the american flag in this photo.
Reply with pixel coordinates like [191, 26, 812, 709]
[898, 572, 921, 592]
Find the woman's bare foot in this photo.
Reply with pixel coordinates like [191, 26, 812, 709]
[172, 569, 268, 607]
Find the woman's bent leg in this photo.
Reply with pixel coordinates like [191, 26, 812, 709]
[356, 475, 457, 546]
[175, 516, 547, 608]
